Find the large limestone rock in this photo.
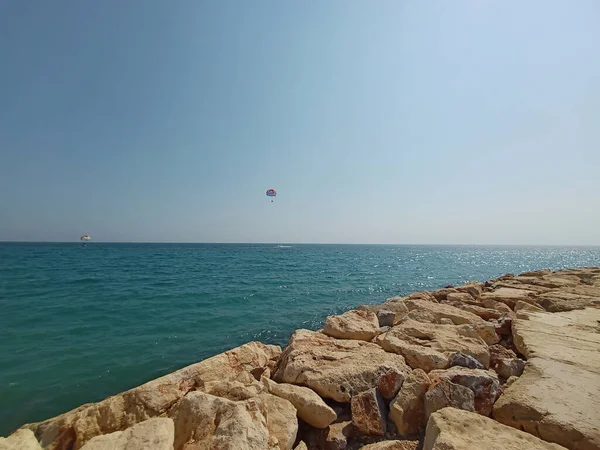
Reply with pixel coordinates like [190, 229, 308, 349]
[324, 310, 380, 341]
[0, 429, 42, 450]
[535, 289, 600, 312]
[454, 282, 484, 299]
[79, 418, 173, 450]
[273, 329, 410, 402]
[389, 369, 430, 436]
[481, 287, 538, 309]
[424, 380, 474, 419]
[494, 308, 600, 450]
[168, 390, 297, 450]
[351, 388, 387, 436]
[428, 366, 500, 416]
[23, 341, 280, 450]
[403, 299, 483, 326]
[262, 377, 337, 429]
[375, 319, 490, 372]
[424, 407, 567, 450]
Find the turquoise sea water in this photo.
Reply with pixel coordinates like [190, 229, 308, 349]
[1, 243, 599, 434]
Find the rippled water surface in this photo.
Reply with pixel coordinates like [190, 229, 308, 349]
[1, 243, 599, 434]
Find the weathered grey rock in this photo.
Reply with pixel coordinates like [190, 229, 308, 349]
[389, 369, 430, 436]
[79, 418, 173, 450]
[324, 310, 381, 341]
[23, 341, 280, 450]
[424, 407, 567, 450]
[448, 352, 484, 370]
[0, 429, 42, 450]
[168, 390, 297, 450]
[351, 388, 387, 436]
[274, 329, 410, 402]
[377, 310, 396, 328]
[375, 319, 490, 372]
[424, 379, 475, 419]
[439, 318, 453, 325]
[428, 366, 500, 416]
[262, 377, 337, 429]
[493, 308, 600, 450]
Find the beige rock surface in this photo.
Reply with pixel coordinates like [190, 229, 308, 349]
[324, 310, 381, 341]
[262, 377, 337, 429]
[424, 407, 567, 450]
[403, 299, 483, 325]
[493, 308, 600, 450]
[79, 418, 174, 450]
[375, 319, 490, 372]
[24, 341, 280, 450]
[168, 390, 297, 450]
[273, 329, 410, 402]
[0, 429, 42, 450]
[424, 380, 474, 419]
[515, 300, 545, 312]
[481, 287, 538, 309]
[389, 368, 430, 436]
[294, 442, 308, 450]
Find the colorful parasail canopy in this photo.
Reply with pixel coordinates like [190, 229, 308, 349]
[80, 235, 91, 241]
[266, 189, 277, 197]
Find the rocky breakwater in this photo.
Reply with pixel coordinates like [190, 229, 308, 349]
[2, 267, 600, 450]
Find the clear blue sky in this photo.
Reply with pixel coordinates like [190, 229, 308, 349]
[1, 1, 599, 244]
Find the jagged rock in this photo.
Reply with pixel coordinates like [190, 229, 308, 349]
[359, 441, 420, 450]
[494, 308, 600, 450]
[406, 291, 437, 302]
[465, 321, 499, 346]
[0, 429, 42, 450]
[23, 341, 280, 450]
[445, 292, 479, 305]
[514, 300, 545, 313]
[303, 420, 357, 450]
[294, 441, 308, 450]
[489, 345, 525, 379]
[425, 407, 567, 450]
[203, 372, 265, 400]
[79, 418, 173, 450]
[389, 369, 430, 436]
[324, 310, 381, 341]
[445, 302, 504, 321]
[439, 318, 453, 325]
[274, 329, 410, 402]
[535, 289, 600, 312]
[428, 366, 500, 416]
[481, 298, 514, 315]
[403, 299, 483, 325]
[351, 388, 387, 436]
[168, 390, 297, 450]
[358, 301, 409, 324]
[377, 310, 396, 328]
[448, 352, 484, 370]
[424, 379, 475, 419]
[262, 377, 337, 429]
[518, 269, 552, 278]
[431, 288, 458, 301]
[455, 282, 484, 299]
[504, 375, 518, 388]
[375, 319, 490, 372]
[480, 287, 538, 309]
[494, 315, 513, 336]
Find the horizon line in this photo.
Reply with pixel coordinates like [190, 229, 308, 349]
[1, 241, 600, 247]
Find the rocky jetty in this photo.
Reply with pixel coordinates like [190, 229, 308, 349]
[2, 267, 600, 450]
